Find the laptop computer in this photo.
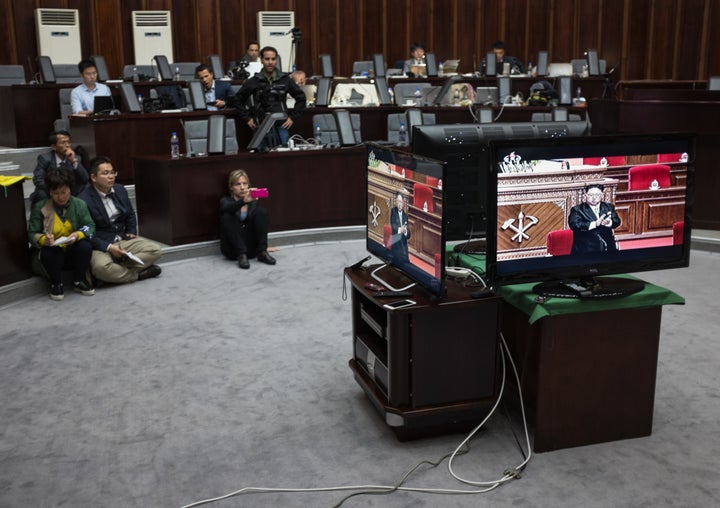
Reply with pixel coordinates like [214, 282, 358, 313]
[441, 59, 460, 74]
[475, 86, 499, 106]
[93, 95, 122, 114]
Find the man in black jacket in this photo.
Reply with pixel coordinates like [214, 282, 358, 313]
[78, 156, 162, 284]
[30, 130, 89, 204]
[568, 183, 621, 254]
[233, 46, 306, 149]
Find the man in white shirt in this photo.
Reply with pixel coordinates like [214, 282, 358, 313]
[70, 59, 111, 115]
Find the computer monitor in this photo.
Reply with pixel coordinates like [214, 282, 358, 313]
[425, 53, 438, 77]
[247, 112, 288, 151]
[320, 54, 333, 77]
[119, 83, 142, 113]
[208, 54, 224, 78]
[374, 77, 392, 105]
[315, 78, 332, 107]
[536, 51, 549, 76]
[37, 56, 55, 83]
[373, 54, 386, 78]
[188, 81, 207, 110]
[93, 95, 122, 114]
[484, 52, 496, 76]
[587, 49, 600, 76]
[154, 55, 173, 81]
[91, 56, 110, 82]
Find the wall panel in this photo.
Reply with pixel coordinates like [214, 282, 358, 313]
[2, 0, 719, 83]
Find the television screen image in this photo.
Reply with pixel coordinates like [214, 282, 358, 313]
[365, 143, 446, 296]
[485, 133, 695, 298]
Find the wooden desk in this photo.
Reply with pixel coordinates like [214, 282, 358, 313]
[133, 147, 366, 246]
[0, 179, 32, 285]
[71, 110, 236, 184]
[0, 83, 75, 147]
[498, 281, 684, 452]
[588, 98, 720, 231]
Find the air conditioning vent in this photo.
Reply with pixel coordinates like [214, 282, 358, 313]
[35, 8, 81, 64]
[132, 11, 174, 66]
[257, 11, 295, 72]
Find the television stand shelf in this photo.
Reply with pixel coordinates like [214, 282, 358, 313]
[344, 265, 502, 440]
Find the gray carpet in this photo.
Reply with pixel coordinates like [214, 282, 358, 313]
[1, 240, 718, 508]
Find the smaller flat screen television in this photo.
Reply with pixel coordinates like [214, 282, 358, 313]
[365, 143, 446, 296]
[485, 132, 695, 298]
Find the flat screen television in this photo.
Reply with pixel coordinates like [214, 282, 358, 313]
[412, 121, 590, 242]
[365, 143, 446, 296]
[485, 132, 695, 298]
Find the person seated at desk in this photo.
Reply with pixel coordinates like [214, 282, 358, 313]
[227, 40, 260, 77]
[568, 183, 621, 254]
[232, 46, 306, 147]
[491, 40, 525, 75]
[27, 166, 95, 301]
[78, 156, 162, 285]
[70, 59, 111, 116]
[30, 130, 88, 205]
[195, 64, 235, 111]
[402, 42, 427, 77]
[219, 169, 276, 269]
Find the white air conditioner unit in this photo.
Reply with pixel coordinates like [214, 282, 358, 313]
[257, 11, 295, 72]
[35, 8, 81, 64]
[132, 11, 174, 66]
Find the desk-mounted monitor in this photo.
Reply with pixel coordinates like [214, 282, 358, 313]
[320, 54, 333, 77]
[91, 56, 110, 82]
[188, 81, 207, 110]
[37, 56, 56, 83]
[536, 51, 549, 76]
[154, 55, 173, 81]
[484, 52, 496, 76]
[247, 112, 287, 151]
[208, 54, 224, 78]
[373, 53, 386, 78]
[119, 82, 142, 113]
[587, 49, 600, 76]
[425, 53, 438, 77]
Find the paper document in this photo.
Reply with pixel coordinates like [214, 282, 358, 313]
[125, 252, 145, 265]
[52, 236, 71, 246]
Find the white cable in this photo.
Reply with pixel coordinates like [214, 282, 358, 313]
[181, 332, 533, 507]
[447, 332, 533, 486]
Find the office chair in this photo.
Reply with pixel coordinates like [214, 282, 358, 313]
[122, 65, 157, 81]
[657, 153, 683, 163]
[54, 88, 74, 132]
[386, 110, 436, 144]
[53, 64, 82, 83]
[183, 118, 239, 155]
[413, 182, 434, 212]
[311, 113, 361, 146]
[583, 156, 626, 166]
[672, 221, 684, 245]
[392, 82, 433, 105]
[173, 62, 201, 81]
[0, 65, 26, 85]
[546, 229, 574, 256]
[627, 164, 671, 191]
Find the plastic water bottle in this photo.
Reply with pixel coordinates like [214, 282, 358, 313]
[453, 88, 460, 105]
[170, 131, 180, 159]
[413, 87, 422, 105]
[388, 87, 395, 104]
[174, 66, 181, 81]
[137, 93, 143, 111]
[398, 121, 407, 146]
[314, 123, 322, 145]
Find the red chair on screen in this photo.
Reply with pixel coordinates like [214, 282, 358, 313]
[413, 182, 434, 212]
[673, 221, 684, 245]
[426, 175, 439, 187]
[583, 156, 626, 166]
[657, 153, 682, 163]
[546, 229, 573, 256]
[627, 164, 671, 190]
[383, 224, 392, 249]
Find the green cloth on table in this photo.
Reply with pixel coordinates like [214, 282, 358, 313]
[447, 249, 685, 325]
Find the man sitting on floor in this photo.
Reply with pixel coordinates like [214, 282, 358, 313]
[78, 156, 162, 284]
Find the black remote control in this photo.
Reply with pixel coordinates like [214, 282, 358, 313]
[373, 290, 414, 298]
